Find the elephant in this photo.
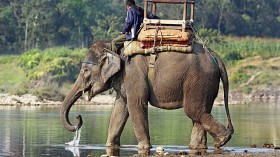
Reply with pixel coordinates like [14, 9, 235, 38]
[60, 40, 234, 150]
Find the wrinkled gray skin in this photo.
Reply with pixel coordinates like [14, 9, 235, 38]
[60, 41, 234, 149]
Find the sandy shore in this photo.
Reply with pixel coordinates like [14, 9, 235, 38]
[0, 93, 115, 106]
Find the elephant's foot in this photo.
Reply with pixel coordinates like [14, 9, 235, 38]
[106, 147, 120, 156]
[189, 143, 207, 149]
[138, 148, 151, 156]
[137, 141, 152, 149]
[214, 131, 232, 149]
[189, 123, 207, 149]
[200, 113, 232, 149]
[105, 141, 120, 148]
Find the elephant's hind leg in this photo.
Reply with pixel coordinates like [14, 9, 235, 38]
[189, 122, 207, 149]
[106, 95, 129, 147]
[183, 87, 210, 149]
[201, 113, 232, 148]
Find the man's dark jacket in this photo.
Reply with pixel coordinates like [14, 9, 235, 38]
[122, 6, 144, 40]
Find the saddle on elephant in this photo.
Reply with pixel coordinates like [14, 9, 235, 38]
[123, 0, 195, 56]
[123, 28, 194, 56]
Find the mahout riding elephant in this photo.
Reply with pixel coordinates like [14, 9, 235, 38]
[60, 41, 234, 149]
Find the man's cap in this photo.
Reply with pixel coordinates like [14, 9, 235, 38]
[126, 0, 135, 6]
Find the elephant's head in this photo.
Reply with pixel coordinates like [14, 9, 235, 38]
[60, 41, 121, 132]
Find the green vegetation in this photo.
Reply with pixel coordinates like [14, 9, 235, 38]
[0, 47, 86, 100]
[0, 37, 279, 100]
[218, 37, 280, 58]
[16, 47, 87, 100]
[0, 55, 17, 64]
[0, 56, 26, 93]
[205, 37, 280, 95]
[210, 37, 280, 66]
[227, 56, 280, 94]
[1, 0, 280, 100]
[18, 47, 86, 82]
[1, 0, 280, 54]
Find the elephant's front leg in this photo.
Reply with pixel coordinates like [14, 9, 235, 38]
[125, 56, 151, 149]
[106, 94, 129, 147]
[189, 122, 207, 149]
[126, 78, 151, 148]
[127, 96, 151, 149]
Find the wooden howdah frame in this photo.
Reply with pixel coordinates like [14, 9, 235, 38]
[143, 0, 195, 32]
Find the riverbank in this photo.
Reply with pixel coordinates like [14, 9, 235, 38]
[1, 43, 279, 105]
[0, 92, 279, 106]
[0, 93, 115, 106]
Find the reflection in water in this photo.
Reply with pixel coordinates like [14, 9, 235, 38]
[65, 146, 149, 157]
[65, 146, 80, 157]
[64, 146, 207, 156]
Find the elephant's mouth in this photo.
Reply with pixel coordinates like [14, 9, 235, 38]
[87, 83, 106, 102]
[88, 90, 94, 101]
[87, 84, 97, 101]
[79, 83, 94, 102]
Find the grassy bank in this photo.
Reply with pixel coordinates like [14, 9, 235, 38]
[0, 47, 86, 100]
[0, 55, 26, 93]
[0, 37, 279, 101]
[211, 37, 280, 66]
[209, 37, 280, 96]
[228, 56, 280, 95]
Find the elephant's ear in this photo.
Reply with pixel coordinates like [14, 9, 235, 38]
[100, 51, 121, 83]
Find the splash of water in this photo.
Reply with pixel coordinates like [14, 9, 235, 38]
[65, 146, 80, 157]
[65, 127, 82, 146]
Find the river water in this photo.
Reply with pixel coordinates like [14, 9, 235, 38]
[0, 102, 280, 156]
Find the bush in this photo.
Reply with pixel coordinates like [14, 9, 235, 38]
[17, 47, 86, 100]
[18, 47, 86, 83]
[196, 28, 225, 45]
[18, 49, 41, 70]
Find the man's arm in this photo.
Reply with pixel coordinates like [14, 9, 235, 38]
[122, 10, 134, 34]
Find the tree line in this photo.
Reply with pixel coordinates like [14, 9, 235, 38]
[1, 0, 280, 54]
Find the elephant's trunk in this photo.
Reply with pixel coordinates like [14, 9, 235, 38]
[60, 84, 83, 132]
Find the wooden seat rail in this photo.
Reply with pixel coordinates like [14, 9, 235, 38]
[143, 0, 195, 32]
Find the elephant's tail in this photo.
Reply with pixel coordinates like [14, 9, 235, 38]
[208, 48, 234, 135]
